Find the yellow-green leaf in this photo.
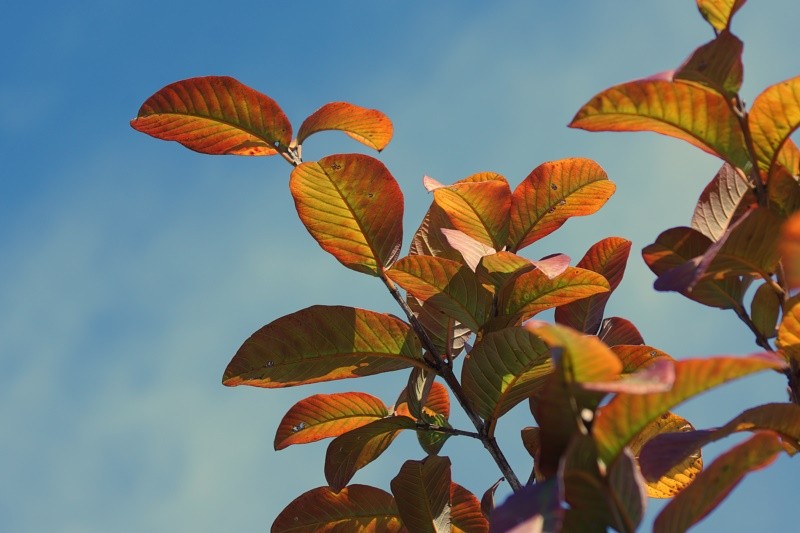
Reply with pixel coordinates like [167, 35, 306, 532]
[223, 305, 424, 388]
[508, 158, 615, 251]
[297, 102, 393, 151]
[751, 282, 780, 339]
[570, 80, 749, 169]
[131, 76, 292, 156]
[272, 484, 403, 532]
[749, 76, 800, 175]
[696, 0, 746, 31]
[275, 392, 388, 450]
[290, 153, 403, 276]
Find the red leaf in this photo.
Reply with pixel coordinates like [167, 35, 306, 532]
[290, 154, 403, 276]
[598, 317, 645, 347]
[131, 76, 291, 156]
[451, 483, 488, 533]
[297, 102, 393, 151]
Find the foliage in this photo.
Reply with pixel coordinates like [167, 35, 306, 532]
[131, 1, 800, 530]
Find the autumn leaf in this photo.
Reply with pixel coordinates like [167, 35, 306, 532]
[696, 0, 747, 31]
[674, 30, 743, 97]
[490, 479, 563, 533]
[598, 317, 645, 347]
[390, 456, 452, 533]
[690, 163, 753, 241]
[297, 102, 393, 151]
[749, 76, 800, 175]
[750, 282, 780, 339]
[451, 484, 488, 533]
[223, 305, 424, 388]
[290, 154, 403, 276]
[570, 79, 749, 169]
[432, 175, 511, 249]
[275, 392, 388, 450]
[409, 202, 462, 261]
[272, 484, 403, 532]
[508, 158, 615, 251]
[440, 229, 496, 271]
[780, 212, 800, 289]
[612, 345, 673, 373]
[131, 76, 292, 156]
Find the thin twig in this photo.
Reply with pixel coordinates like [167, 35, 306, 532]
[413, 423, 481, 439]
[732, 305, 774, 352]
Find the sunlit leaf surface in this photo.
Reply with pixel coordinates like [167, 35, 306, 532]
[696, 0, 746, 31]
[780, 212, 800, 289]
[612, 345, 672, 373]
[451, 483, 488, 533]
[440, 229, 496, 271]
[131, 76, 292, 155]
[290, 154, 403, 276]
[653, 431, 783, 533]
[527, 322, 622, 383]
[223, 305, 423, 388]
[326, 416, 416, 492]
[272, 484, 402, 532]
[433, 175, 511, 249]
[750, 76, 800, 174]
[593, 353, 786, 463]
[297, 102, 393, 151]
[508, 158, 615, 251]
[570, 80, 749, 169]
[555, 237, 631, 334]
[390, 456, 451, 533]
[691, 163, 753, 241]
[275, 392, 388, 450]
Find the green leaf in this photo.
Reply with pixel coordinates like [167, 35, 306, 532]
[498, 267, 610, 324]
[592, 353, 786, 464]
[131, 76, 292, 156]
[508, 158, 615, 251]
[555, 237, 631, 334]
[272, 484, 403, 532]
[297, 102, 393, 151]
[386, 255, 493, 331]
[751, 282, 780, 339]
[691, 163, 753, 241]
[750, 76, 800, 175]
[290, 154, 403, 276]
[653, 431, 783, 533]
[460, 327, 553, 425]
[696, 0, 746, 31]
[527, 322, 623, 383]
[570, 80, 749, 169]
[432, 174, 511, 249]
[275, 392, 388, 450]
[223, 305, 424, 388]
[451, 483, 488, 533]
[598, 317, 645, 347]
[325, 416, 416, 492]
[390, 456, 452, 533]
[674, 30, 743, 97]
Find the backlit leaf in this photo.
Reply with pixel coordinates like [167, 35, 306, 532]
[275, 392, 388, 450]
[628, 412, 703, 498]
[580, 358, 675, 394]
[592, 353, 786, 463]
[778, 295, 800, 359]
[780, 212, 800, 289]
[433, 175, 511, 249]
[696, 0, 746, 31]
[395, 378, 452, 455]
[555, 237, 631, 334]
[653, 431, 783, 533]
[612, 345, 673, 373]
[768, 167, 800, 218]
[499, 267, 610, 324]
[223, 305, 424, 388]
[749, 75, 800, 174]
[390, 456, 451, 533]
[640, 403, 800, 483]
[508, 158, 615, 251]
[750, 282, 780, 339]
[131, 76, 292, 156]
[642, 226, 749, 309]
[598, 317, 645, 347]
[297, 102, 393, 151]
[674, 30, 743, 96]
[476, 252, 536, 289]
[325, 416, 416, 492]
[490, 479, 563, 533]
[272, 484, 402, 533]
[691, 163, 753, 241]
[451, 483, 488, 533]
[440, 229, 495, 271]
[396, 368, 436, 420]
[460, 327, 553, 426]
[386, 255, 493, 331]
[608, 448, 647, 530]
[290, 154, 403, 276]
[394, 380, 451, 420]
[570, 80, 749, 169]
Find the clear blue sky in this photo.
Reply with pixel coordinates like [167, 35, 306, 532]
[3, 1, 799, 531]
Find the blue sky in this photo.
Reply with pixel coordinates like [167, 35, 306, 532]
[3, 1, 800, 531]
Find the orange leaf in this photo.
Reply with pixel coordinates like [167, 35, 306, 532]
[451, 484, 488, 533]
[274, 392, 388, 450]
[749, 75, 800, 175]
[433, 175, 511, 249]
[222, 305, 424, 388]
[592, 353, 786, 463]
[598, 317, 645, 347]
[325, 416, 416, 492]
[290, 154, 403, 276]
[394, 380, 451, 420]
[386, 255, 493, 331]
[272, 484, 403, 532]
[612, 345, 673, 373]
[779, 211, 800, 289]
[130, 76, 291, 156]
[508, 158, 615, 251]
[570, 80, 748, 169]
[498, 267, 610, 323]
[555, 237, 631, 334]
[696, 0, 747, 31]
[653, 431, 783, 533]
[390, 456, 452, 533]
[297, 102, 393, 151]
